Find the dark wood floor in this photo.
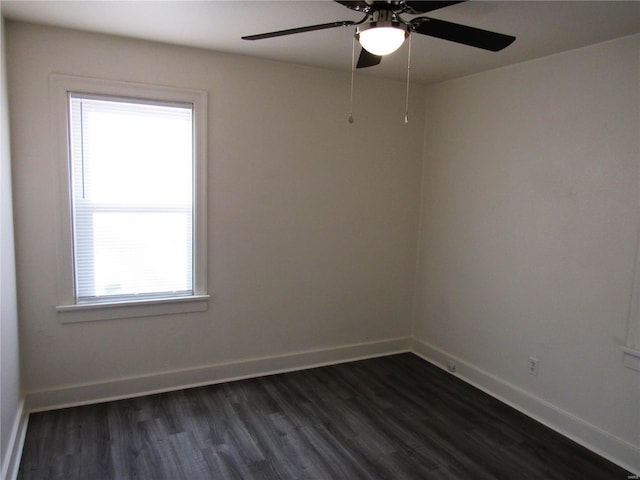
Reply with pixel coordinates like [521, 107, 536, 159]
[18, 353, 630, 479]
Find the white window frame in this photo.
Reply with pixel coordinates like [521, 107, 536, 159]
[622, 223, 640, 371]
[51, 74, 209, 323]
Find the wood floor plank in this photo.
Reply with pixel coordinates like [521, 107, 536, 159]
[17, 354, 631, 479]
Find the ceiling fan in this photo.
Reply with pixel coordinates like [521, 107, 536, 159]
[242, 1, 516, 69]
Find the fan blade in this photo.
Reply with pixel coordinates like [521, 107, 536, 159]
[404, 1, 466, 15]
[334, 0, 371, 12]
[411, 17, 515, 51]
[356, 48, 382, 68]
[242, 20, 355, 40]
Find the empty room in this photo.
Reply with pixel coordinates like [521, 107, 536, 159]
[1, 1, 639, 479]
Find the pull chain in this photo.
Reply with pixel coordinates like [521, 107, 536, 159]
[348, 36, 356, 124]
[404, 35, 412, 124]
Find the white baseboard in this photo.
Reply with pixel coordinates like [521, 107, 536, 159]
[18, 336, 639, 476]
[1, 399, 28, 480]
[25, 337, 411, 412]
[410, 337, 640, 475]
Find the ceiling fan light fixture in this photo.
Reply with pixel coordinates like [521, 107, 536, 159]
[356, 21, 409, 56]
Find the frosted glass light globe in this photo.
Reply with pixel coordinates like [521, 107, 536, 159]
[358, 26, 407, 56]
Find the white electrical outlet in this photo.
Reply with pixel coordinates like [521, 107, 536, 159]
[446, 360, 457, 373]
[528, 356, 539, 376]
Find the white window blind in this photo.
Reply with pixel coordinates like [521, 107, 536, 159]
[68, 95, 195, 303]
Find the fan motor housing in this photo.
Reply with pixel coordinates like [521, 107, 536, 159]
[355, 9, 410, 41]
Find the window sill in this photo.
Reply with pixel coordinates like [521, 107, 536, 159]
[56, 294, 210, 323]
[620, 345, 640, 372]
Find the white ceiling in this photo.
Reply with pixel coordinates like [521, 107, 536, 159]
[2, 1, 639, 84]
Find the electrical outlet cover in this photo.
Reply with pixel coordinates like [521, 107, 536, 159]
[528, 356, 539, 376]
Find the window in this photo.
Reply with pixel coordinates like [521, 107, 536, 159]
[69, 96, 194, 302]
[53, 75, 208, 322]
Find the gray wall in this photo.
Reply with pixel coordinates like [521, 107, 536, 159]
[0, 16, 23, 480]
[6, 21, 424, 398]
[414, 34, 640, 468]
